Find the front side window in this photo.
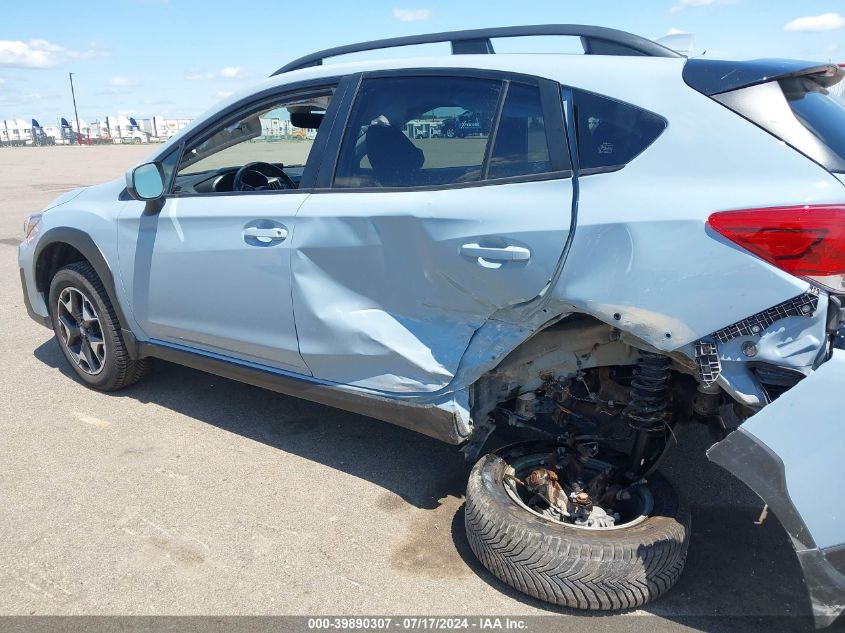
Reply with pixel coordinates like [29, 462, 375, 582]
[172, 89, 333, 194]
[334, 76, 501, 188]
[572, 89, 667, 171]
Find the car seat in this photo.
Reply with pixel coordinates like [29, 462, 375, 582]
[365, 124, 425, 186]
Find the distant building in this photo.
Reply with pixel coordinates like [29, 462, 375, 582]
[260, 116, 317, 140]
[1, 119, 33, 144]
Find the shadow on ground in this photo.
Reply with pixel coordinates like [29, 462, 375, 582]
[34, 341, 838, 632]
[34, 341, 470, 509]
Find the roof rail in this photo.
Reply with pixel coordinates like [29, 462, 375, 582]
[271, 24, 681, 76]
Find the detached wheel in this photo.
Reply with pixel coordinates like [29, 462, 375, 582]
[465, 442, 690, 611]
[49, 261, 150, 391]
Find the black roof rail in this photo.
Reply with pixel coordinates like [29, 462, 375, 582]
[271, 24, 681, 76]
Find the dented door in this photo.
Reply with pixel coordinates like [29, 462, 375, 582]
[291, 179, 573, 392]
[288, 72, 573, 393]
[708, 350, 845, 627]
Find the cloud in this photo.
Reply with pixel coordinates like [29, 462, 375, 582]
[184, 70, 215, 81]
[784, 13, 845, 32]
[392, 8, 432, 21]
[671, 0, 732, 13]
[216, 90, 233, 99]
[219, 66, 244, 79]
[109, 76, 135, 87]
[0, 39, 105, 69]
[665, 27, 691, 36]
[185, 67, 245, 81]
[0, 89, 58, 105]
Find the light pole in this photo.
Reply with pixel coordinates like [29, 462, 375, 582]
[68, 72, 82, 145]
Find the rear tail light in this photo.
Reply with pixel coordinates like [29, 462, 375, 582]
[707, 205, 845, 292]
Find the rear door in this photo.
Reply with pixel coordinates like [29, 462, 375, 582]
[290, 71, 574, 392]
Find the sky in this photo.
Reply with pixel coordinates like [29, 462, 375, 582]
[1, 0, 844, 124]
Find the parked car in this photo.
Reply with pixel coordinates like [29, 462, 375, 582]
[18, 24, 845, 626]
[441, 109, 491, 138]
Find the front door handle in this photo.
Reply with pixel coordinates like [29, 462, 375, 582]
[460, 243, 531, 262]
[243, 226, 288, 242]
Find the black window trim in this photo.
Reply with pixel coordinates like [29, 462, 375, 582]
[321, 67, 573, 194]
[480, 80, 510, 181]
[157, 75, 350, 199]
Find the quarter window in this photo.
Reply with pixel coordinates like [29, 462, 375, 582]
[572, 89, 666, 170]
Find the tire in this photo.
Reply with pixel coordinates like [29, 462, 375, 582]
[465, 443, 690, 611]
[445, 126, 457, 139]
[48, 261, 151, 391]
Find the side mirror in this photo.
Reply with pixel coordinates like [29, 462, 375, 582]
[126, 162, 165, 201]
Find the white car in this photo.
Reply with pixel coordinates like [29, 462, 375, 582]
[17, 25, 845, 625]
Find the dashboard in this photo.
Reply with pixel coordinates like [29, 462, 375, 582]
[172, 164, 307, 195]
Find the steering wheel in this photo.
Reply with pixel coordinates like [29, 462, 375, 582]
[233, 161, 296, 191]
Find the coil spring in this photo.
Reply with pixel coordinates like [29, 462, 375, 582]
[626, 351, 670, 433]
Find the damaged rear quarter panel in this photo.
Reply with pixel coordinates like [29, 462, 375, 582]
[545, 76, 845, 353]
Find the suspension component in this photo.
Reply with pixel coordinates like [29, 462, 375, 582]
[625, 351, 671, 472]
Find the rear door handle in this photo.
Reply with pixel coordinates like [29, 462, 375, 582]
[460, 243, 531, 262]
[243, 226, 288, 242]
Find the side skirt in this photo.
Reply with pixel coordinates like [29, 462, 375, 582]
[139, 340, 468, 445]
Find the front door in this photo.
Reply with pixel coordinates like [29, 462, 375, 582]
[117, 86, 336, 373]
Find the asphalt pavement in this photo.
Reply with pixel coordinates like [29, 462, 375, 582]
[0, 145, 839, 633]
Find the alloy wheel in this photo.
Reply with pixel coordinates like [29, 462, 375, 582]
[56, 286, 107, 375]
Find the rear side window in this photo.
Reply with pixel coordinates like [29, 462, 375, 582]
[714, 75, 845, 173]
[572, 89, 667, 171]
[334, 76, 501, 188]
[488, 83, 552, 178]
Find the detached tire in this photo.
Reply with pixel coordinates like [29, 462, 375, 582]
[48, 261, 151, 391]
[465, 445, 690, 611]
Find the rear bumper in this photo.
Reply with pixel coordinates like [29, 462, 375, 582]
[708, 350, 845, 628]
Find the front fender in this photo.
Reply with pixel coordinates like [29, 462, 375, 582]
[32, 226, 138, 357]
[707, 350, 845, 628]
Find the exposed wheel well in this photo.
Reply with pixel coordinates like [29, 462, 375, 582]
[35, 242, 88, 297]
[465, 312, 731, 467]
[32, 237, 138, 358]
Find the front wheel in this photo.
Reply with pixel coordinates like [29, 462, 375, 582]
[49, 261, 150, 391]
[465, 442, 690, 610]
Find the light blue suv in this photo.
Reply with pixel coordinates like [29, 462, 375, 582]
[18, 25, 845, 625]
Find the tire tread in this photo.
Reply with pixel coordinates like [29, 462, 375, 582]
[50, 261, 150, 391]
[465, 451, 690, 611]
